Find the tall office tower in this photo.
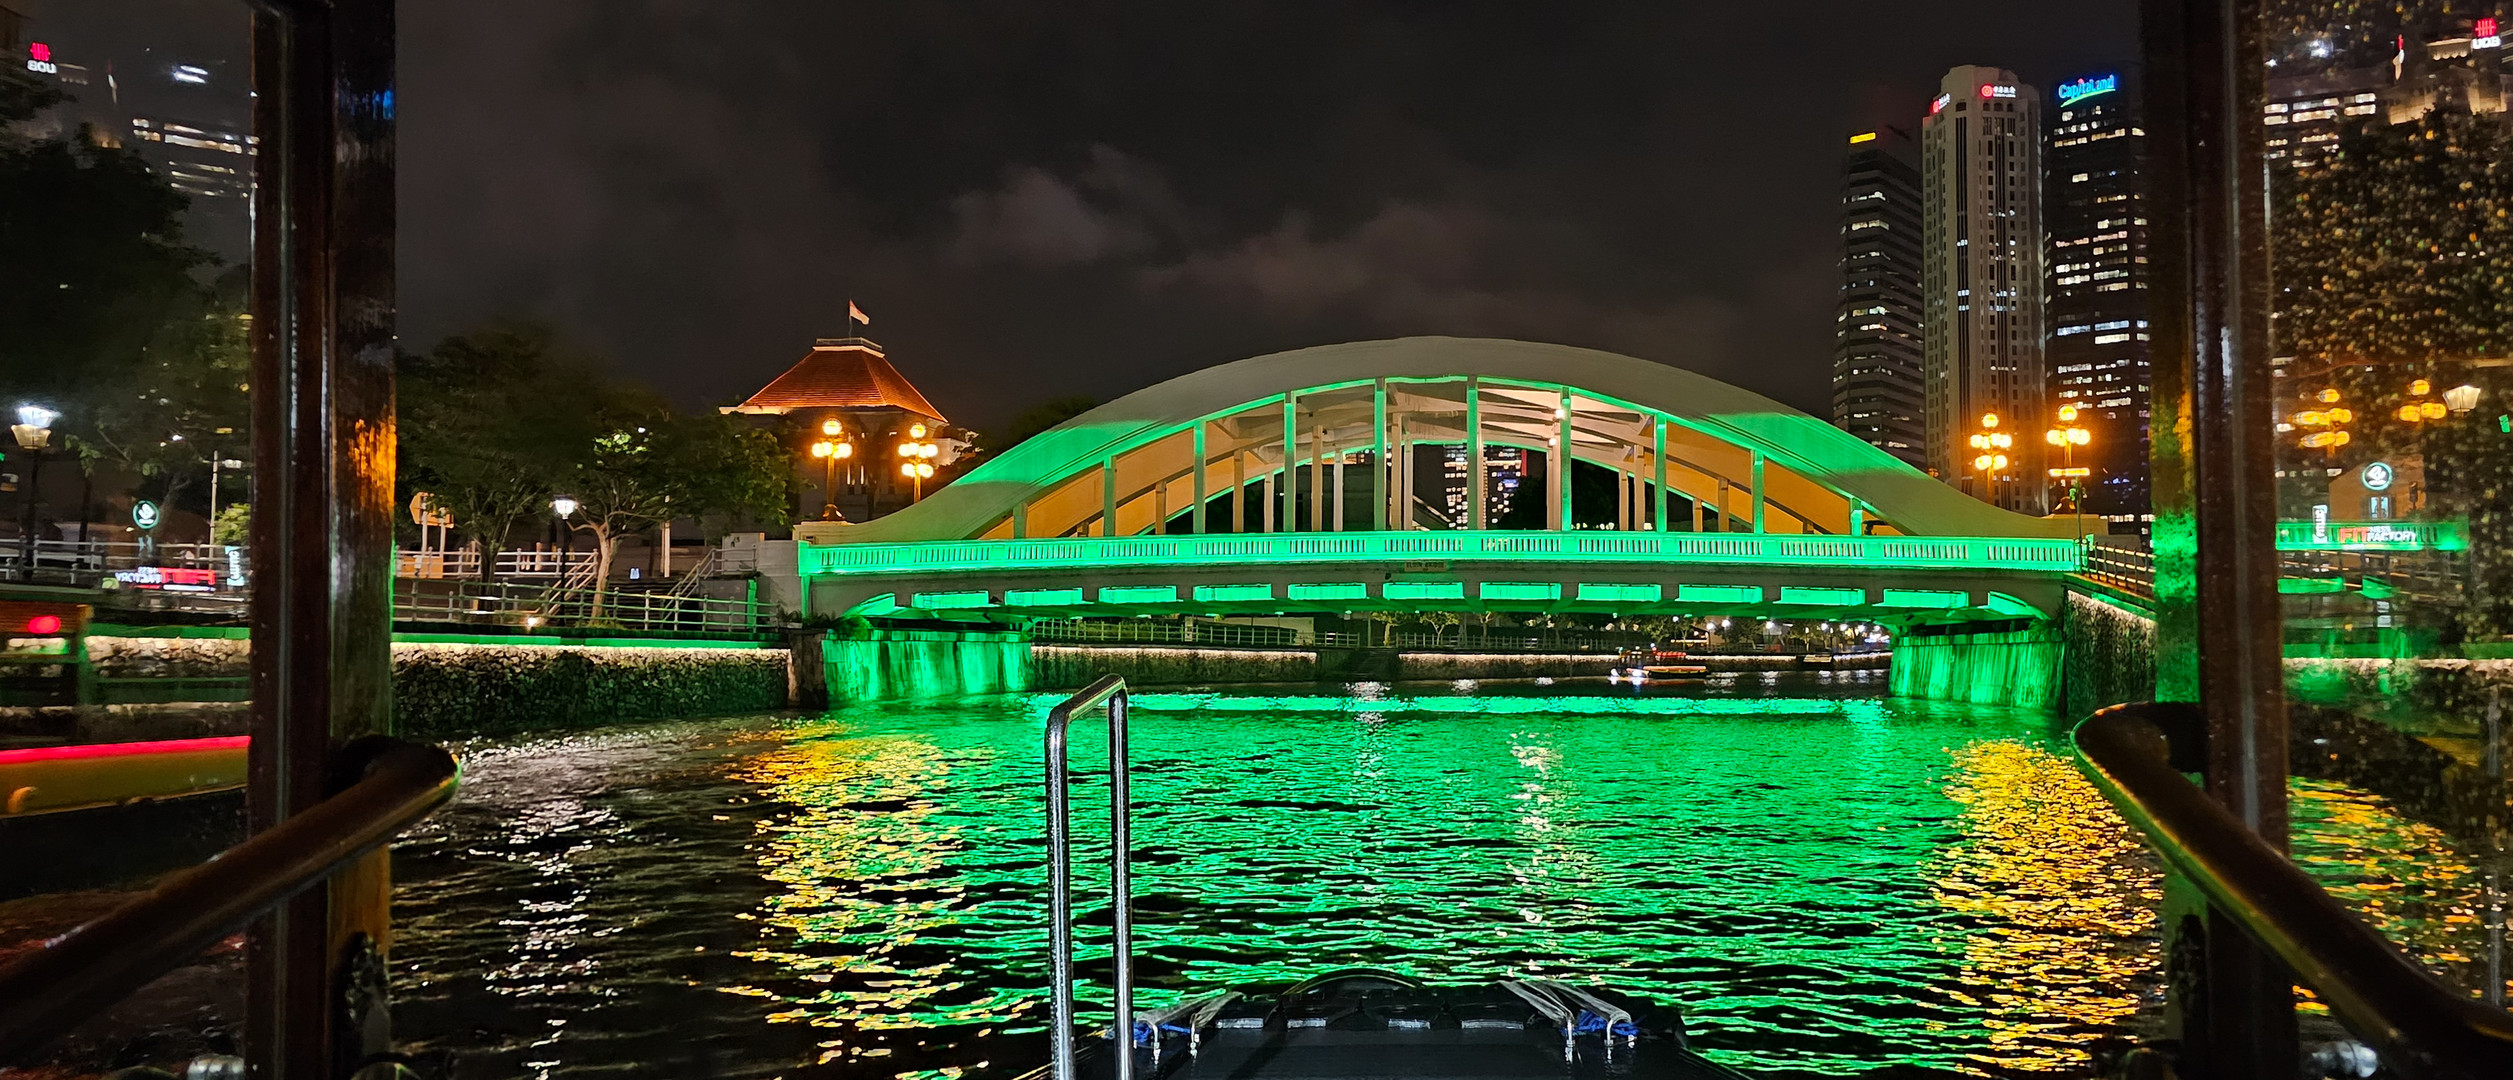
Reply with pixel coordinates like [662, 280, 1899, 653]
[1921, 65, 2046, 512]
[1830, 128, 1927, 469]
[2045, 71, 2153, 522]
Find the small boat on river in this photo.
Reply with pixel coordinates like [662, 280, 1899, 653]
[1610, 646, 1709, 680]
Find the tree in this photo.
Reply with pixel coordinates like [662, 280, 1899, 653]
[554, 402, 789, 619]
[0, 91, 208, 409]
[397, 325, 600, 575]
[69, 295, 252, 518]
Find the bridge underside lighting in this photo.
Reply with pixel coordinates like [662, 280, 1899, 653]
[912, 590, 994, 609]
[1097, 585, 1181, 604]
[1288, 582, 1369, 601]
[1879, 589, 1968, 609]
[1575, 583, 1661, 602]
[1007, 587, 1086, 607]
[1777, 586, 1865, 606]
[1192, 583, 1276, 603]
[1479, 582, 1561, 602]
[1384, 581, 1467, 601]
[1677, 584, 1762, 605]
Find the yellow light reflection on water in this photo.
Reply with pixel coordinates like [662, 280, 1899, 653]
[1931, 740, 2164, 1072]
[722, 727, 1021, 1048]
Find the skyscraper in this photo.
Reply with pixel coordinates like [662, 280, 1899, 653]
[1921, 65, 2046, 512]
[2044, 71, 2152, 521]
[1831, 127, 1927, 469]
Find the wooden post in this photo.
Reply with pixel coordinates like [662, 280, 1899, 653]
[247, 1, 402, 1075]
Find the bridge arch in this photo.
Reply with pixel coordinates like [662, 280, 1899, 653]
[826, 338, 2069, 546]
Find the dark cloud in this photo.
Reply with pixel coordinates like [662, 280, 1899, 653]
[398, 1, 2138, 429]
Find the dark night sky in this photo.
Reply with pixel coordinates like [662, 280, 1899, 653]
[60, 1, 2143, 431]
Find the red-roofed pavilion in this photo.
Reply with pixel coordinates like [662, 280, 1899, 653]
[725, 337, 964, 524]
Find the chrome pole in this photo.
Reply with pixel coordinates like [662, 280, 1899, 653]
[1047, 701, 1075, 1080]
[1110, 689, 1133, 1080]
[1046, 675, 1130, 1080]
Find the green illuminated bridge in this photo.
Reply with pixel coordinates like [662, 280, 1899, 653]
[799, 338, 2081, 624]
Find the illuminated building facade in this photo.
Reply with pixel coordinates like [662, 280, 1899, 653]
[1831, 127, 1928, 470]
[1438, 446, 1527, 528]
[2044, 71, 2152, 520]
[1921, 66, 2046, 512]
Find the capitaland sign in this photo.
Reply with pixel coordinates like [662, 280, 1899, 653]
[2055, 73, 2119, 105]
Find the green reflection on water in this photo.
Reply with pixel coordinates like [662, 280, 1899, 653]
[722, 691, 2167, 1077]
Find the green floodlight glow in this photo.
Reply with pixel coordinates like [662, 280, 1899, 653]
[844, 593, 904, 617]
[800, 530, 2082, 578]
[1005, 587, 1085, 607]
[1576, 583, 1661, 602]
[1778, 586, 1865, 606]
[1983, 593, 2040, 618]
[1384, 581, 1467, 601]
[1480, 582, 1561, 602]
[1880, 589, 1967, 609]
[2277, 577, 2348, 595]
[1678, 584, 1763, 605]
[1192, 583, 1276, 603]
[912, 590, 993, 609]
[2359, 577, 2398, 600]
[1097, 585, 1180, 605]
[1288, 582, 1369, 601]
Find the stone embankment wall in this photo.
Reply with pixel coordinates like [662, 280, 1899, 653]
[49, 631, 789, 737]
[824, 627, 1029, 703]
[2061, 591, 2159, 721]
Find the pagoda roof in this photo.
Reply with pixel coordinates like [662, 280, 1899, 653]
[728, 338, 947, 422]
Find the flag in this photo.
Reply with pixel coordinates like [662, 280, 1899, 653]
[848, 301, 870, 326]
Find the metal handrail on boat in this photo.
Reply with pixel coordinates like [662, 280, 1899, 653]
[0, 737, 462, 1063]
[1046, 674, 1133, 1080]
[2073, 703, 2513, 1080]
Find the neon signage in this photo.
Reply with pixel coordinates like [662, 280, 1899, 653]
[2055, 73, 2119, 105]
[1979, 83, 2018, 99]
[2476, 17, 2502, 48]
[1929, 93, 1951, 115]
[114, 566, 219, 592]
[25, 42, 56, 75]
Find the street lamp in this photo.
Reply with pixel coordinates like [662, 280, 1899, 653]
[896, 422, 940, 503]
[809, 419, 855, 520]
[1967, 412, 2012, 506]
[12, 404, 56, 582]
[549, 496, 578, 576]
[2045, 403, 2094, 539]
[2443, 383, 2484, 414]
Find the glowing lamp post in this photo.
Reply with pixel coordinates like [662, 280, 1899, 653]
[809, 418, 855, 520]
[896, 423, 940, 503]
[2045, 403, 2093, 539]
[12, 404, 57, 582]
[1966, 412, 2012, 506]
[549, 495, 578, 576]
[2442, 383, 2483, 414]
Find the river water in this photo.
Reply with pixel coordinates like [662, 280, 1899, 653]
[383, 675, 2490, 1079]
